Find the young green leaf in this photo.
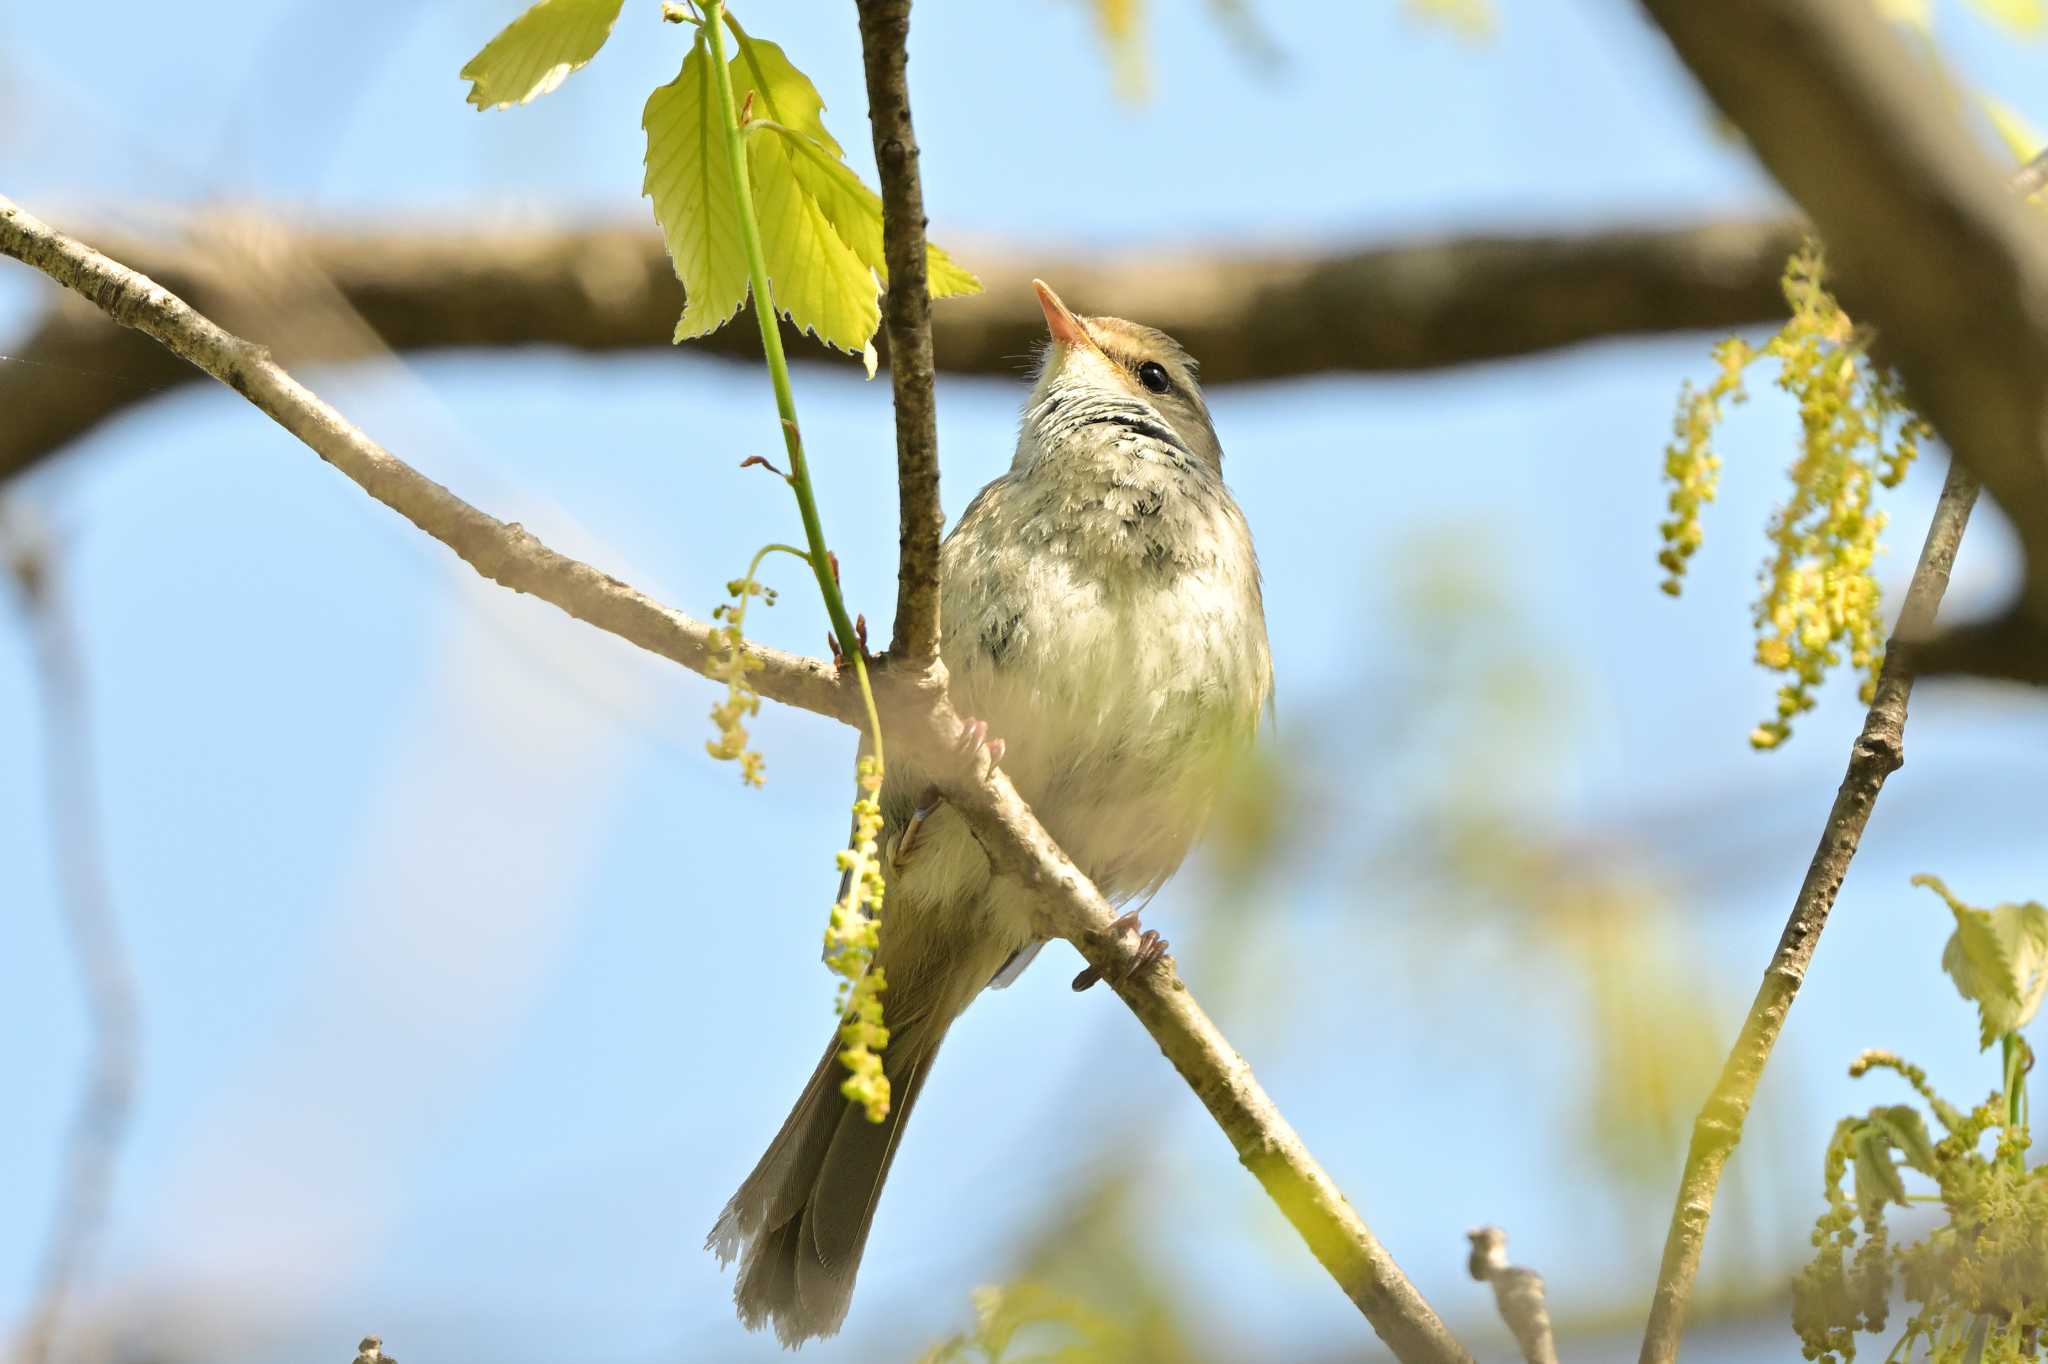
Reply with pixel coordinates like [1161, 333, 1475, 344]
[1870, 1104, 1939, 1176]
[1850, 1121, 1909, 1213]
[760, 124, 983, 299]
[724, 20, 845, 160]
[461, 0, 626, 110]
[1915, 874, 2048, 1049]
[641, 18, 980, 359]
[643, 32, 750, 340]
[745, 121, 881, 354]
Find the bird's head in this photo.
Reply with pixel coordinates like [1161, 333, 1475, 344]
[1019, 279, 1224, 475]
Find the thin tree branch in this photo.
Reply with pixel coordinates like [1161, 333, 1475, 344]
[917, 722, 1469, 1364]
[0, 196, 852, 729]
[0, 214, 1804, 485]
[854, 0, 944, 666]
[1466, 1227, 1559, 1364]
[1638, 0, 2048, 621]
[7, 514, 141, 1364]
[1637, 460, 1980, 1364]
[0, 196, 1473, 1364]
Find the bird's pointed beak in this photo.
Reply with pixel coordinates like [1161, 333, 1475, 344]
[1032, 279, 1092, 349]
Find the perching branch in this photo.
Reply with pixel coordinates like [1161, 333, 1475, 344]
[6, 513, 141, 1364]
[0, 195, 1472, 1364]
[1637, 461, 1979, 1364]
[854, 0, 945, 665]
[0, 214, 1803, 485]
[853, 4, 1458, 1348]
[923, 723, 1469, 1364]
[1466, 1227, 1558, 1364]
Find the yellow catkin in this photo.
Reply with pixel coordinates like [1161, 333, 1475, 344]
[1659, 242, 1927, 750]
[703, 555, 891, 1120]
[705, 572, 777, 785]
[1658, 336, 1751, 595]
[824, 754, 890, 1121]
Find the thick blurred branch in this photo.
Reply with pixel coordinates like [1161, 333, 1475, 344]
[12, 210, 2046, 686]
[0, 213, 1801, 485]
[1637, 461, 1979, 1364]
[1466, 1228, 1558, 1364]
[7, 514, 141, 1364]
[0, 194, 1473, 1364]
[1639, 0, 2048, 632]
[1911, 607, 2048, 684]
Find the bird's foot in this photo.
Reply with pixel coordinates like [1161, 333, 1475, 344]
[894, 721, 1004, 870]
[1071, 909, 1169, 992]
[957, 715, 1006, 773]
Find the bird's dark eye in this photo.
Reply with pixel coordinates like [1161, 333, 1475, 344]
[1137, 360, 1172, 394]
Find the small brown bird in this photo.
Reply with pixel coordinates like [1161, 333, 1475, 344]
[708, 281, 1273, 1345]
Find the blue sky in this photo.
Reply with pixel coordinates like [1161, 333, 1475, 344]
[3, 3, 2045, 1361]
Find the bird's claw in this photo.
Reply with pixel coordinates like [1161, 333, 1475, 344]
[897, 723, 1003, 869]
[894, 786, 942, 870]
[958, 715, 1006, 773]
[1071, 909, 1169, 992]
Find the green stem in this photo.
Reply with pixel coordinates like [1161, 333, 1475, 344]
[2002, 1033, 2026, 1166]
[730, 541, 808, 627]
[756, 542, 811, 570]
[702, 1, 884, 766]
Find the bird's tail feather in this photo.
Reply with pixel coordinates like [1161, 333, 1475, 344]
[707, 992, 951, 1347]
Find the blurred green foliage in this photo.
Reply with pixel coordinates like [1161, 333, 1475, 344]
[1793, 878, 2045, 1363]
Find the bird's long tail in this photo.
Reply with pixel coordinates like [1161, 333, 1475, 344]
[707, 954, 972, 1347]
